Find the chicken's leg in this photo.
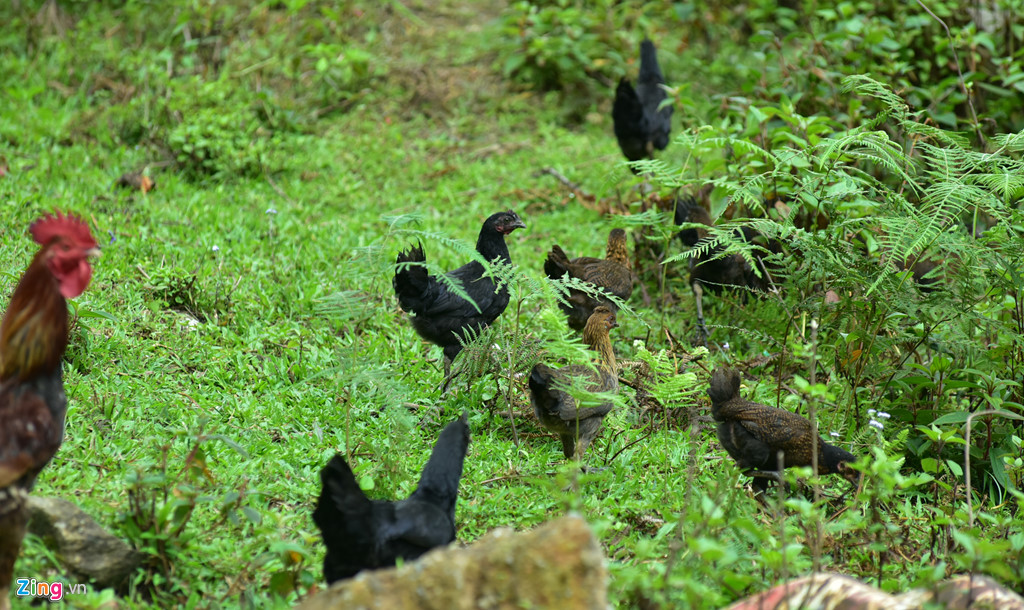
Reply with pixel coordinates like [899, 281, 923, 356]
[692, 281, 709, 344]
[440, 355, 467, 394]
[0, 497, 28, 610]
[746, 470, 784, 484]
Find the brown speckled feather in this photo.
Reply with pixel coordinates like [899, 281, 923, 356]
[529, 307, 619, 460]
[545, 230, 633, 331]
[708, 368, 857, 483]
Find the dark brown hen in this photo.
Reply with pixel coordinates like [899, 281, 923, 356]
[544, 228, 633, 331]
[708, 368, 858, 495]
[1, 212, 100, 609]
[393, 211, 525, 377]
[529, 306, 618, 461]
[675, 198, 778, 341]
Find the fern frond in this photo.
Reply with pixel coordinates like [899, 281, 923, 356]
[702, 137, 781, 166]
[840, 74, 910, 122]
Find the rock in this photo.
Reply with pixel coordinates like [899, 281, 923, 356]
[26, 496, 141, 590]
[900, 574, 1024, 609]
[725, 572, 1024, 610]
[298, 514, 607, 610]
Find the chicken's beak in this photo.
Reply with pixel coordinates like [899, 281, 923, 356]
[86, 247, 102, 259]
[510, 218, 526, 231]
[608, 317, 618, 329]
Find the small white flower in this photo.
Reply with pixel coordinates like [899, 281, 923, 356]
[877, 411, 891, 419]
[722, 342, 730, 351]
[830, 431, 840, 438]
[266, 207, 278, 215]
[868, 408, 877, 417]
[633, 339, 645, 349]
[869, 419, 884, 430]
[212, 245, 220, 252]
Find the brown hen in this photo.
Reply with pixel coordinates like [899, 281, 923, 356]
[708, 368, 858, 495]
[529, 306, 619, 461]
[544, 229, 633, 331]
[675, 198, 778, 341]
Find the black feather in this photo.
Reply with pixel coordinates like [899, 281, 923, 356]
[613, 39, 672, 169]
[313, 413, 471, 583]
[393, 211, 525, 364]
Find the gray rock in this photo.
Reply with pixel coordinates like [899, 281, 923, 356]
[298, 514, 608, 610]
[26, 496, 141, 589]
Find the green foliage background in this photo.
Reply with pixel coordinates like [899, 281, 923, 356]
[0, 0, 1022, 607]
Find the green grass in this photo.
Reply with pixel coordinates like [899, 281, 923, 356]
[2, 1, 1023, 608]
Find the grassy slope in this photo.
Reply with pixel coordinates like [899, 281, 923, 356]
[2, 1, 1020, 609]
[0, 4, 695, 608]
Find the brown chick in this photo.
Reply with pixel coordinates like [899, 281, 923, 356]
[544, 229, 633, 331]
[115, 171, 156, 194]
[708, 367, 858, 495]
[529, 306, 619, 461]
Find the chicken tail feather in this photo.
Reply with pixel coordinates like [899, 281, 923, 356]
[544, 245, 572, 279]
[314, 455, 374, 529]
[408, 413, 470, 515]
[638, 39, 664, 85]
[393, 242, 429, 313]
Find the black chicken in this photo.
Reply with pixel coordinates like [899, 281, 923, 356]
[544, 228, 633, 331]
[313, 413, 471, 584]
[675, 197, 777, 340]
[529, 306, 619, 461]
[708, 368, 858, 495]
[612, 39, 673, 170]
[394, 211, 526, 377]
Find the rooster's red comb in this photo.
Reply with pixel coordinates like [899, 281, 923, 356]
[30, 211, 98, 249]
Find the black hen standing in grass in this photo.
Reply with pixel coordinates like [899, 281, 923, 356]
[613, 39, 673, 171]
[708, 367, 859, 495]
[544, 228, 633, 332]
[313, 413, 471, 584]
[529, 306, 619, 462]
[394, 211, 526, 377]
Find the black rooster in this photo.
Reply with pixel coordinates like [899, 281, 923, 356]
[613, 39, 672, 170]
[394, 211, 526, 377]
[313, 413, 471, 584]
